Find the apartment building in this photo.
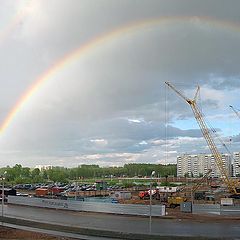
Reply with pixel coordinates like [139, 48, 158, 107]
[35, 165, 53, 171]
[177, 153, 232, 178]
[233, 152, 240, 177]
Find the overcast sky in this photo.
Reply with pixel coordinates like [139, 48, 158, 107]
[0, 0, 240, 168]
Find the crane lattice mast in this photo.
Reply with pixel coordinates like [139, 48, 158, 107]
[165, 82, 239, 195]
[229, 105, 240, 120]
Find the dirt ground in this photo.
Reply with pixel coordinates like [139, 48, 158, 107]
[0, 226, 75, 240]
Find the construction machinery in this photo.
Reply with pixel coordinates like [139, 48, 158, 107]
[139, 189, 159, 200]
[230, 105, 240, 120]
[167, 169, 213, 207]
[165, 82, 240, 197]
[191, 169, 212, 194]
[139, 169, 213, 207]
[167, 196, 187, 208]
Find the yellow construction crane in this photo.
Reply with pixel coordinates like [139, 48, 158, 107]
[191, 169, 212, 193]
[165, 82, 240, 196]
[229, 105, 240, 120]
[168, 169, 213, 207]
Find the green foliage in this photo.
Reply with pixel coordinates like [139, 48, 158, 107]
[47, 167, 68, 183]
[184, 172, 189, 177]
[0, 163, 177, 184]
[123, 163, 176, 177]
[160, 181, 170, 186]
[107, 179, 119, 186]
[160, 181, 177, 187]
[32, 168, 40, 178]
[122, 181, 134, 188]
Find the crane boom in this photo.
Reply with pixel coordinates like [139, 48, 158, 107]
[192, 169, 212, 193]
[229, 105, 240, 120]
[165, 82, 239, 195]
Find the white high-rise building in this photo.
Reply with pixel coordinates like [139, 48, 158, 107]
[177, 153, 232, 178]
[233, 152, 240, 177]
[177, 154, 197, 177]
[35, 165, 53, 171]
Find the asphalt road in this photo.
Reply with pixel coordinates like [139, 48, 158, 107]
[3, 223, 116, 240]
[2, 204, 240, 239]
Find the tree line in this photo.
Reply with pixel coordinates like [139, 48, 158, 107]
[0, 163, 176, 184]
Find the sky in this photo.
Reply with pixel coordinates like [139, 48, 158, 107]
[0, 0, 240, 167]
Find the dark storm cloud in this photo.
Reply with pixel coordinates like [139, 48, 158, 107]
[1, 0, 240, 166]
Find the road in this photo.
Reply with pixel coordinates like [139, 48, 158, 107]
[2, 223, 115, 240]
[2, 204, 240, 239]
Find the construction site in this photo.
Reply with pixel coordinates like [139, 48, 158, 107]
[7, 82, 240, 216]
[108, 82, 240, 212]
[2, 82, 240, 240]
[153, 81, 240, 214]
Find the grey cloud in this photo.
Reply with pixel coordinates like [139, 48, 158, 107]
[231, 134, 240, 143]
[208, 76, 240, 90]
[1, 0, 240, 166]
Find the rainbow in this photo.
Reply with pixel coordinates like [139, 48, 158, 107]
[1, 16, 240, 133]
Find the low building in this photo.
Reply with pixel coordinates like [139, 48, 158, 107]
[156, 186, 177, 193]
[110, 191, 131, 200]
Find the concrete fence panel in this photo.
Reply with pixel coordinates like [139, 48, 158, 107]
[192, 204, 221, 215]
[221, 206, 240, 215]
[8, 196, 165, 216]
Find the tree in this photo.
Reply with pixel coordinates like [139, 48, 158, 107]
[22, 167, 31, 178]
[32, 168, 40, 178]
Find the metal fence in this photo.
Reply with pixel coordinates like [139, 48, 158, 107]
[192, 204, 221, 215]
[192, 204, 240, 215]
[221, 206, 240, 215]
[7, 196, 165, 216]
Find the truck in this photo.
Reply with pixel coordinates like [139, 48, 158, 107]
[167, 196, 187, 208]
[35, 188, 49, 197]
[139, 189, 158, 200]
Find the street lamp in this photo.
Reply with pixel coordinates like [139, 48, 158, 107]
[1, 171, 6, 223]
[75, 181, 78, 201]
[149, 170, 155, 234]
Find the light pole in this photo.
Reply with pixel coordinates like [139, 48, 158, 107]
[75, 182, 78, 201]
[149, 170, 155, 234]
[1, 176, 3, 222]
[191, 186, 194, 207]
[1, 172, 6, 224]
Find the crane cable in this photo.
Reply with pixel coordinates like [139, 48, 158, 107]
[164, 83, 168, 165]
[197, 89, 233, 158]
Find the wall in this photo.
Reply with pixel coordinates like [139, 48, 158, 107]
[192, 204, 240, 215]
[8, 196, 166, 216]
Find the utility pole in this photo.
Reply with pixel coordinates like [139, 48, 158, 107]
[1, 177, 4, 222]
[149, 171, 155, 234]
[1, 172, 6, 225]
